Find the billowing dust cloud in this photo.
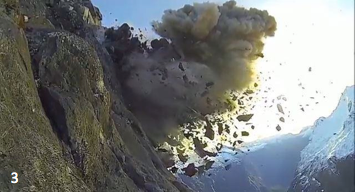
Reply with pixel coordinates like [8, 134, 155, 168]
[152, 0, 276, 91]
[121, 0, 276, 153]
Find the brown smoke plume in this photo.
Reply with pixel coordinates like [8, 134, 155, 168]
[121, 0, 277, 146]
[152, 0, 276, 90]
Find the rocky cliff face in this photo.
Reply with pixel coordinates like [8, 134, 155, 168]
[289, 86, 355, 192]
[0, 0, 188, 191]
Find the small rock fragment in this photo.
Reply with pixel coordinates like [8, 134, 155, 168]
[277, 104, 284, 114]
[276, 125, 281, 131]
[204, 120, 214, 140]
[216, 143, 223, 151]
[236, 114, 254, 122]
[171, 167, 178, 173]
[193, 138, 206, 158]
[279, 117, 285, 122]
[241, 131, 249, 136]
[245, 89, 254, 94]
[183, 163, 198, 177]
[217, 123, 223, 135]
[178, 153, 188, 163]
[232, 141, 237, 147]
[205, 151, 217, 157]
[205, 160, 215, 170]
[197, 165, 205, 175]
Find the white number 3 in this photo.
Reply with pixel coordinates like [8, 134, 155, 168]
[11, 172, 18, 184]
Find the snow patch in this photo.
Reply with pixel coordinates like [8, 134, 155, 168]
[297, 85, 354, 175]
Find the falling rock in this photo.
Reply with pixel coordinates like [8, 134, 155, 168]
[236, 114, 254, 122]
[204, 120, 214, 140]
[276, 125, 282, 131]
[233, 141, 237, 147]
[245, 89, 254, 94]
[277, 104, 284, 114]
[217, 123, 224, 135]
[205, 151, 217, 157]
[178, 153, 188, 163]
[216, 143, 223, 151]
[279, 117, 285, 122]
[193, 138, 216, 158]
[241, 131, 250, 136]
[197, 165, 205, 175]
[205, 160, 215, 170]
[183, 163, 198, 177]
[171, 167, 178, 173]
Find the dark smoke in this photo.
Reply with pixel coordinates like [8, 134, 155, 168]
[105, 0, 277, 162]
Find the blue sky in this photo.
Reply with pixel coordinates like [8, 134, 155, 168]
[91, 0, 265, 28]
[92, 0, 354, 29]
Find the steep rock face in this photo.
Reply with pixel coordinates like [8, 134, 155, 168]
[27, 29, 139, 191]
[0, 8, 89, 192]
[0, 0, 188, 191]
[19, 0, 101, 29]
[289, 86, 355, 192]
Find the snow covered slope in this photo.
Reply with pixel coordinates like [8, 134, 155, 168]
[289, 85, 355, 192]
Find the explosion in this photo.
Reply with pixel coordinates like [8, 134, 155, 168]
[105, 0, 277, 175]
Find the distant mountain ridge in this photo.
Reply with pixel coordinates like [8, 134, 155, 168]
[179, 120, 311, 192]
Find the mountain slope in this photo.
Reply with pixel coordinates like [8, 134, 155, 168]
[289, 85, 355, 192]
[179, 129, 310, 192]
